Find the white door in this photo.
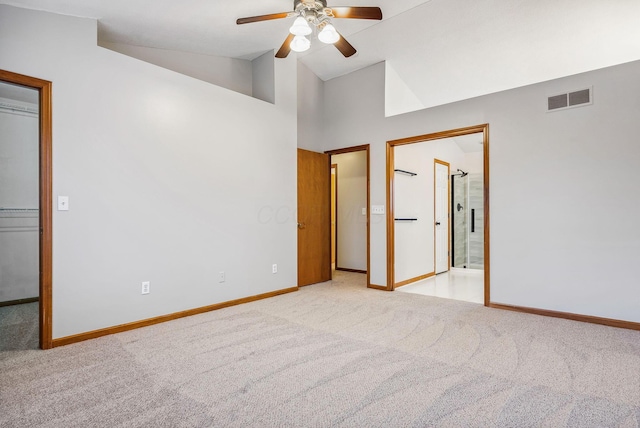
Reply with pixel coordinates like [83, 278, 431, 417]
[434, 160, 449, 274]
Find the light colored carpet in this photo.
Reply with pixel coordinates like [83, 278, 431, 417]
[1, 271, 640, 427]
[0, 302, 39, 352]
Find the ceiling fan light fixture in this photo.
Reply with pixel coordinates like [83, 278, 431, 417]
[289, 16, 312, 36]
[318, 23, 340, 44]
[290, 35, 311, 52]
[237, 3, 383, 58]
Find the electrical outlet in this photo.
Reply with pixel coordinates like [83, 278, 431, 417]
[272, 264, 278, 274]
[141, 281, 150, 295]
[219, 271, 225, 283]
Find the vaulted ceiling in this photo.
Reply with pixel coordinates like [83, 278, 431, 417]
[2, 0, 639, 109]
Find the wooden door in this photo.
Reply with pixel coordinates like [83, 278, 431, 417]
[298, 149, 331, 286]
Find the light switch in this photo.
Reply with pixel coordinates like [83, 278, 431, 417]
[58, 196, 69, 211]
[361, 207, 366, 216]
[371, 205, 385, 215]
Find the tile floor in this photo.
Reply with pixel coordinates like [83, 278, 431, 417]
[396, 268, 484, 304]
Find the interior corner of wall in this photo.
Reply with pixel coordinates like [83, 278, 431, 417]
[384, 62, 426, 118]
[252, 50, 278, 105]
[273, 53, 298, 111]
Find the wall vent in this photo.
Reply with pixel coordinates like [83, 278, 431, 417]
[547, 87, 592, 112]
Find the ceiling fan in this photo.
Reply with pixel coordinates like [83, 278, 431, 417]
[237, 0, 383, 58]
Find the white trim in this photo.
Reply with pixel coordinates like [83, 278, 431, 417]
[0, 97, 38, 117]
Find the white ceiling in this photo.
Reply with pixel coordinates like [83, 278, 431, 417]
[0, 0, 427, 63]
[2, 0, 640, 109]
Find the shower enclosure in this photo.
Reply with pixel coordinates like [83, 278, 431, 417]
[451, 171, 484, 269]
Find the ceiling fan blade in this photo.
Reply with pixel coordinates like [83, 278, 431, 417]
[329, 7, 383, 20]
[275, 34, 295, 58]
[236, 12, 290, 25]
[334, 33, 357, 58]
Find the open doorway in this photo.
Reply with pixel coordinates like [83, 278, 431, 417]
[386, 125, 489, 305]
[326, 145, 371, 287]
[0, 70, 53, 350]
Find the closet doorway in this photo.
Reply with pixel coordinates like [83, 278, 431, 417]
[0, 70, 53, 349]
[326, 145, 371, 285]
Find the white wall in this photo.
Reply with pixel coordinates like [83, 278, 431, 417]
[251, 51, 275, 104]
[297, 62, 324, 151]
[0, 211, 38, 302]
[394, 139, 465, 283]
[308, 59, 640, 323]
[0, 96, 39, 301]
[332, 151, 367, 271]
[378, 0, 640, 112]
[322, 64, 388, 286]
[100, 42, 253, 97]
[385, 62, 424, 117]
[0, 98, 39, 208]
[0, 5, 298, 338]
[463, 152, 483, 173]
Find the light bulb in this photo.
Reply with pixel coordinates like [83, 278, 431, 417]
[289, 16, 312, 36]
[290, 35, 311, 52]
[318, 24, 340, 44]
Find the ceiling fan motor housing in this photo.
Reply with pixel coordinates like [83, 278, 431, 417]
[294, 0, 328, 10]
[294, 0, 332, 27]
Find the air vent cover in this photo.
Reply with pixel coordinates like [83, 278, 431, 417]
[568, 89, 590, 106]
[548, 94, 568, 110]
[548, 87, 592, 112]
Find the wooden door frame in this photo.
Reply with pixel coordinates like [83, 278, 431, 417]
[330, 163, 338, 269]
[325, 145, 372, 287]
[0, 69, 53, 349]
[387, 124, 490, 306]
[433, 159, 450, 274]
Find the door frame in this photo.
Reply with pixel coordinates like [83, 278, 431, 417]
[330, 163, 337, 269]
[433, 159, 450, 275]
[386, 124, 490, 306]
[0, 69, 53, 349]
[325, 145, 373, 288]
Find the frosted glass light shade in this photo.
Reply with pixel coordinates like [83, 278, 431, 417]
[318, 24, 340, 44]
[290, 35, 311, 52]
[289, 16, 312, 36]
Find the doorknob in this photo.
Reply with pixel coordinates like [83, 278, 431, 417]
[435, 222, 441, 226]
[297, 222, 306, 229]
